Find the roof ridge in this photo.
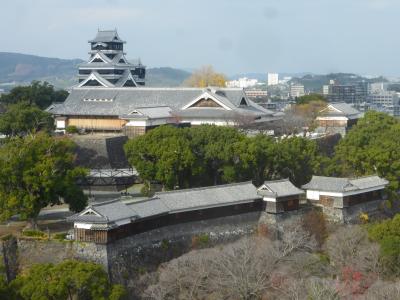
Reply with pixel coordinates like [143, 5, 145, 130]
[91, 198, 123, 207]
[348, 174, 380, 180]
[154, 181, 254, 196]
[262, 178, 291, 184]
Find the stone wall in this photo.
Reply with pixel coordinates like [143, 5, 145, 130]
[321, 199, 383, 223]
[106, 211, 262, 284]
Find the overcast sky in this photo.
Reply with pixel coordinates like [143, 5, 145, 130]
[1, 0, 399, 76]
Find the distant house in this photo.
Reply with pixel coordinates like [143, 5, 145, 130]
[257, 179, 304, 214]
[316, 102, 362, 136]
[302, 175, 388, 222]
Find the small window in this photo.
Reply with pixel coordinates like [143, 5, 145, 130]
[92, 58, 104, 63]
[240, 98, 247, 106]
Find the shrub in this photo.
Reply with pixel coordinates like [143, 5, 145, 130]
[53, 233, 67, 240]
[66, 125, 78, 134]
[191, 234, 210, 249]
[22, 230, 46, 239]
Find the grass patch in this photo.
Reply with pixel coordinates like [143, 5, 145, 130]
[22, 230, 47, 239]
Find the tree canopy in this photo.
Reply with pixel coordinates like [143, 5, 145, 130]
[0, 81, 68, 109]
[330, 111, 400, 198]
[0, 133, 87, 225]
[183, 65, 227, 87]
[296, 93, 327, 105]
[0, 102, 54, 137]
[125, 125, 322, 191]
[12, 260, 126, 300]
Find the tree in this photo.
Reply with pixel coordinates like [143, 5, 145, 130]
[187, 125, 245, 186]
[183, 65, 227, 87]
[12, 260, 126, 300]
[368, 214, 400, 276]
[124, 125, 195, 190]
[0, 81, 68, 109]
[274, 137, 322, 186]
[331, 111, 400, 198]
[0, 102, 54, 137]
[0, 133, 87, 226]
[144, 226, 317, 300]
[296, 94, 327, 105]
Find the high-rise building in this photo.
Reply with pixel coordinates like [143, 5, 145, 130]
[328, 82, 369, 105]
[368, 91, 399, 107]
[370, 82, 389, 93]
[77, 30, 146, 87]
[267, 73, 279, 86]
[290, 84, 305, 98]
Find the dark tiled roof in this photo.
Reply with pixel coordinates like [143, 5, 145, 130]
[302, 175, 388, 192]
[89, 30, 125, 43]
[258, 179, 304, 198]
[154, 181, 261, 213]
[47, 87, 277, 120]
[68, 182, 262, 225]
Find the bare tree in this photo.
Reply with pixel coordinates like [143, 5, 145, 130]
[143, 225, 318, 300]
[364, 280, 400, 300]
[325, 225, 381, 275]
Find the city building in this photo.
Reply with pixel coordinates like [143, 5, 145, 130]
[290, 84, 305, 98]
[370, 82, 389, 93]
[302, 175, 388, 222]
[244, 89, 268, 98]
[226, 77, 258, 88]
[368, 91, 399, 107]
[327, 82, 369, 105]
[267, 73, 279, 86]
[78, 30, 145, 88]
[315, 102, 362, 136]
[322, 85, 330, 95]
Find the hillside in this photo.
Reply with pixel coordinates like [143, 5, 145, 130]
[0, 52, 191, 90]
[290, 73, 388, 92]
[146, 67, 191, 87]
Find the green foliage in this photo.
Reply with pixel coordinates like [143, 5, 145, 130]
[125, 125, 322, 189]
[0, 133, 87, 223]
[296, 93, 327, 104]
[11, 260, 126, 300]
[21, 230, 46, 239]
[0, 102, 54, 137]
[331, 111, 400, 197]
[0, 81, 68, 109]
[65, 125, 78, 134]
[368, 214, 400, 276]
[53, 232, 67, 240]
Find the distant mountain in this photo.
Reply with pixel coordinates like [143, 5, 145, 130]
[0, 52, 191, 90]
[289, 73, 388, 92]
[146, 67, 191, 87]
[0, 52, 83, 89]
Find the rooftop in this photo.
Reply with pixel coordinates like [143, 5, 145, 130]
[47, 87, 278, 120]
[68, 181, 262, 226]
[258, 179, 304, 198]
[301, 175, 388, 193]
[89, 30, 125, 43]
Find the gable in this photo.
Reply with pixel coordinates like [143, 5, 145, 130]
[182, 92, 233, 110]
[89, 53, 108, 63]
[124, 79, 136, 87]
[189, 98, 223, 108]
